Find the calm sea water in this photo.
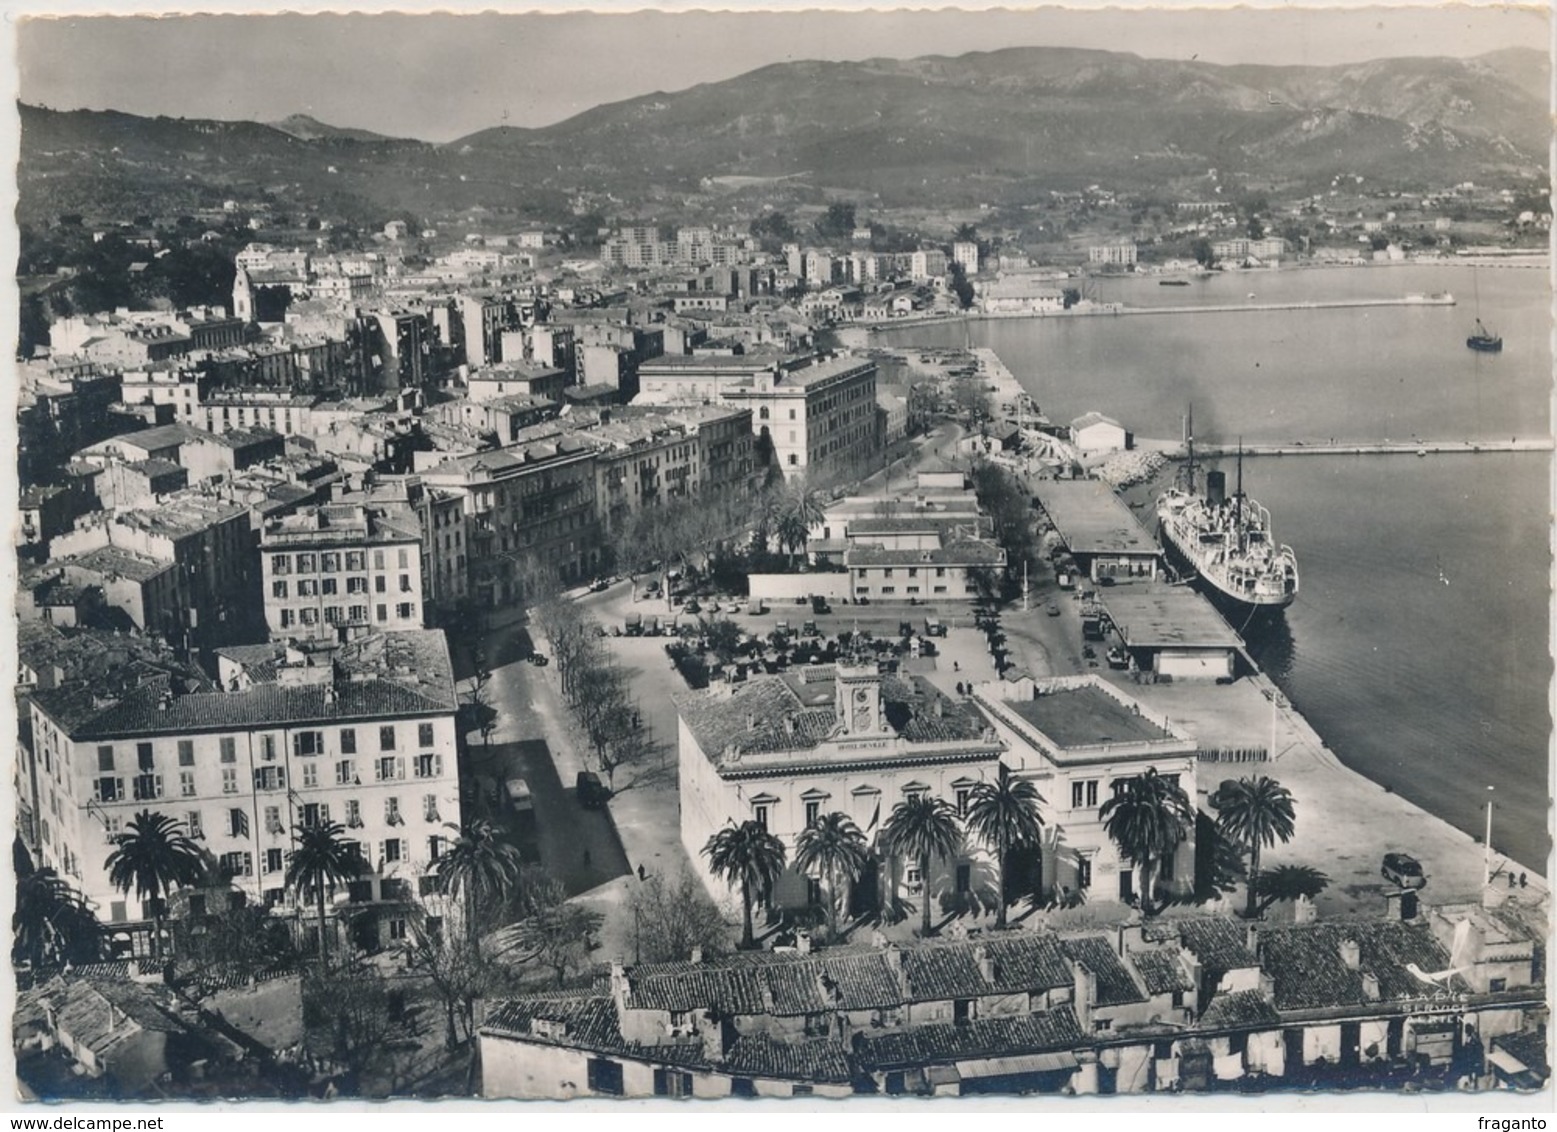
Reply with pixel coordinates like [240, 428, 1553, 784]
[875, 263, 1553, 873]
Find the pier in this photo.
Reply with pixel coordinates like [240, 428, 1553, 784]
[1103, 294, 1456, 318]
[1192, 438, 1552, 457]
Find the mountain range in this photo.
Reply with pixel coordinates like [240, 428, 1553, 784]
[18, 45, 1548, 227]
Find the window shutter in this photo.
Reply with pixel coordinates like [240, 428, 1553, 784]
[397, 756, 405, 780]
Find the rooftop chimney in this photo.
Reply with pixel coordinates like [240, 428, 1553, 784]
[1338, 938, 1361, 971]
[974, 944, 995, 984]
[689, 947, 703, 965]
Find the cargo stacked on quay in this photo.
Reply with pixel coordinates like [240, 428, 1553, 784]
[1156, 426, 1298, 614]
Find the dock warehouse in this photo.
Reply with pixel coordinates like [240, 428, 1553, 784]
[1032, 480, 1160, 582]
[1101, 587, 1246, 680]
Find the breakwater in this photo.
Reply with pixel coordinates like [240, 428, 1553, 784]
[1173, 438, 1552, 458]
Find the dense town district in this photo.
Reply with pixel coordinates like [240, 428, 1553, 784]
[12, 183, 1549, 1102]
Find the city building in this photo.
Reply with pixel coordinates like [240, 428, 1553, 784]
[23, 630, 460, 956]
[718, 353, 880, 482]
[1032, 480, 1162, 583]
[970, 676, 1198, 903]
[1069, 412, 1131, 455]
[258, 502, 426, 641]
[479, 910, 1543, 1097]
[952, 241, 980, 276]
[677, 661, 1005, 919]
[418, 426, 601, 604]
[1087, 244, 1139, 267]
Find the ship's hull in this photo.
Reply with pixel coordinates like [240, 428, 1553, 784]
[1156, 489, 1298, 614]
[1467, 335, 1503, 353]
[1158, 527, 1295, 616]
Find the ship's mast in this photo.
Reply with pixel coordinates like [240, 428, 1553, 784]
[1184, 405, 1196, 493]
[1235, 437, 1246, 551]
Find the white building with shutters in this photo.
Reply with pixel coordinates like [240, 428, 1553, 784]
[22, 629, 460, 956]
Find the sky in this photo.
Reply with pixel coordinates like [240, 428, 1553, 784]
[15, 3, 1551, 143]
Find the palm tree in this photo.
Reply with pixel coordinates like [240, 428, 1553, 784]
[782, 484, 827, 537]
[283, 821, 364, 965]
[775, 512, 810, 567]
[14, 864, 102, 974]
[1212, 775, 1298, 918]
[964, 764, 1045, 928]
[1098, 769, 1194, 916]
[880, 795, 963, 938]
[702, 820, 787, 950]
[794, 812, 869, 939]
[433, 820, 523, 948]
[103, 810, 205, 961]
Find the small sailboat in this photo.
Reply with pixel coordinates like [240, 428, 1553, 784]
[1467, 318, 1503, 353]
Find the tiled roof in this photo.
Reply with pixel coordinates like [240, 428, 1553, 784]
[1175, 918, 1259, 975]
[35, 629, 455, 738]
[60, 546, 174, 582]
[480, 993, 850, 1084]
[1258, 921, 1463, 1011]
[855, 1006, 1085, 1072]
[724, 1034, 852, 1084]
[1199, 989, 1281, 1030]
[677, 672, 990, 765]
[1061, 936, 1146, 1007]
[1128, 948, 1194, 996]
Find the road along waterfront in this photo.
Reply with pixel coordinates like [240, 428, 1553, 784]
[875, 262, 1552, 874]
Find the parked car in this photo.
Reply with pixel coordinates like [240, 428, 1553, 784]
[576, 771, 611, 810]
[528, 652, 549, 666]
[588, 578, 611, 593]
[1382, 852, 1427, 890]
[802, 620, 819, 637]
[505, 777, 534, 813]
[1047, 602, 1061, 617]
[811, 596, 832, 615]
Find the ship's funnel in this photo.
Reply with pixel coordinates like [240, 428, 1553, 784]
[1206, 471, 1227, 507]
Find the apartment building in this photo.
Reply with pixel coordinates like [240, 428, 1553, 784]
[258, 502, 426, 641]
[418, 426, 601, 604]
[23, 630, 460, 955]
[720, 353, 880, 483]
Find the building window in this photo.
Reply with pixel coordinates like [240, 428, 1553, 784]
[382, 838, 403, 864]
[180, 770, 196, 797]
[380, 726, 396, 751]
[294, 731, 323, 758]
[97, 745, 114, 772]
[272, 580, 288, 599]
[423, 795, 439, 823]
[1077, 856, 1093, 890]
[414, 753, 442, 779]
[219, 738, 236, 764]
[345, 800, 362, 828]
[222, 768, 238, 795]
[220, 852, 253, 878]
[587, 1059, 624, 1096]
[804, 800, 820, 827]
[336, 760, 355, 786]
[186, 811, 203, 839]
[322, 579, 338, 596]
[1072, 779, 1099, 809]
[265, 848, 284, 874]
[264, 805, 283, 834]
[228, 808, 249, 837]
[302, 762, 318, 789]
[753, 803, 770, 830]
[296, 553, 316, 573]
[653, 1069, 694, 1098]
[385, 796, 402, 825]
[272, 554, 290, 576]
[177, 740, 194, 766]
[377, 756, 404, 782]
[417, 722, 436, 748]
[340, 729, 357, 754]
[955, 787, 971, 817]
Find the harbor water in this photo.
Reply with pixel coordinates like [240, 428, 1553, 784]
[874, 263, 1553, 873]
